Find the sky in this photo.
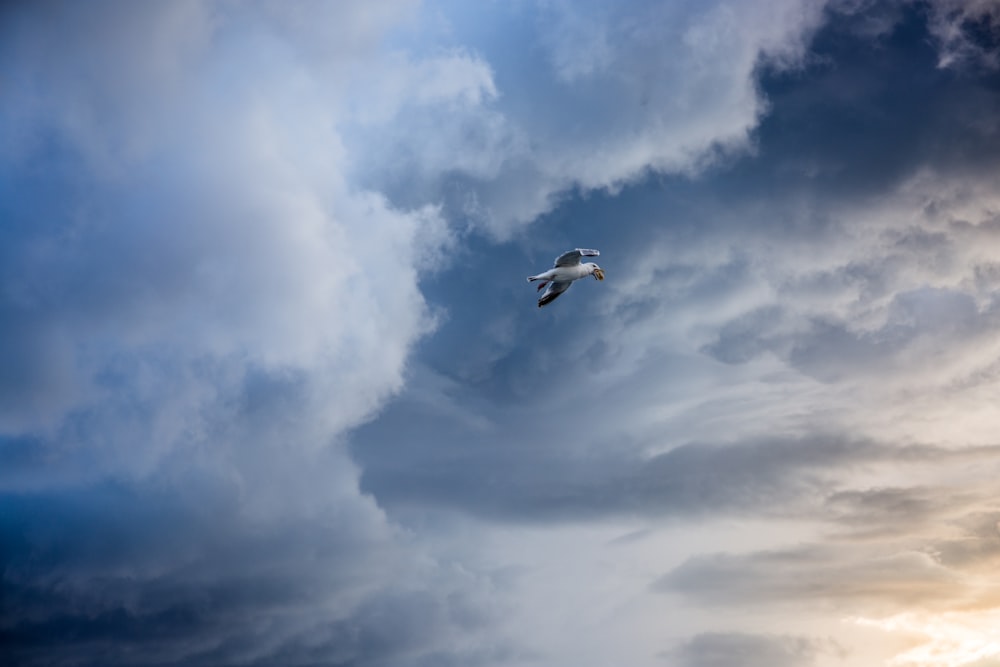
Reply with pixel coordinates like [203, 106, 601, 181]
[2, 1, 1000, 666]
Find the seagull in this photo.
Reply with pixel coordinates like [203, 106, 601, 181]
[527, 248, 605, 307]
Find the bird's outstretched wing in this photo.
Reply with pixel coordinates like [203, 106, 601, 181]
[538, 281, 572, 307]
[553, 248, 600, 267]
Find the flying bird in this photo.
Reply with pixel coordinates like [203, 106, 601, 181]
[527, 248, 605, 307]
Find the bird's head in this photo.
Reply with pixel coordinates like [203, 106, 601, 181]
[589, 263, 605, 281]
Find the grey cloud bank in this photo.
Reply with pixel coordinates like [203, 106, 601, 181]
[667, 632, 841, 667]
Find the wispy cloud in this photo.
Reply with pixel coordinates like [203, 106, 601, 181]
[666, 632, 842, 667]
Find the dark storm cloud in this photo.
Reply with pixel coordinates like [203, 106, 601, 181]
[0, 479, 505, 667]
[746, 0, 1000, 200]
[925, 0, 1000, 69]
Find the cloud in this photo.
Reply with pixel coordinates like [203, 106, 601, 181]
[657, 544, 967, 610]
[595, 167, 1000, 417]
[3, 2, 1000, 666]
[0, 0, 451, 470]
[0, 466, 511, 667]
[924, 0, 1000, 69]
[656, 495, 1000, 615]
[357, 362, 1000, 520]
[853, 609, 1000, 667]
[666, 632, 838, 667]
[344, 0, 830, 236]
[821, 486, 981, 539]
[0, 2, 497, 665]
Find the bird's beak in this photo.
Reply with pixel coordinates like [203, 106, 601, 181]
[594, 268, 605, 281]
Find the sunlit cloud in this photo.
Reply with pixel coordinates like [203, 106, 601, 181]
[852, 610, 1000, 667]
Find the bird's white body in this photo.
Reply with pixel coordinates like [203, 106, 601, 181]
[530, 263, 597, 283]
[527, 248, 604, 307]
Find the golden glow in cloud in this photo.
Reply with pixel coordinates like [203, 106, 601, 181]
[852, 610, 1000, 667]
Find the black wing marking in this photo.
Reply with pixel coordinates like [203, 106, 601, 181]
[538, 281, 572, 307]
